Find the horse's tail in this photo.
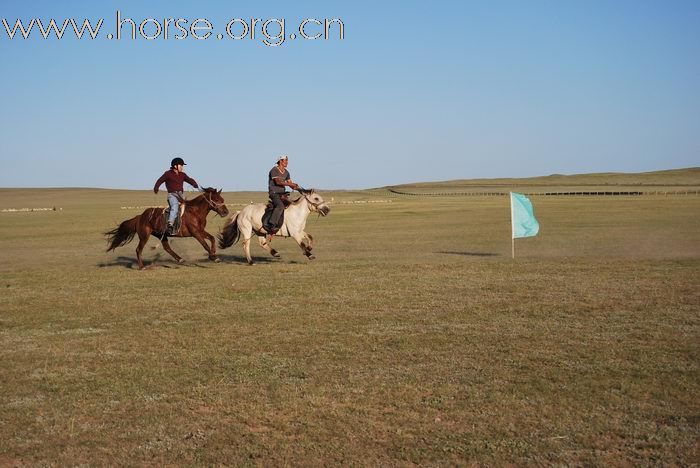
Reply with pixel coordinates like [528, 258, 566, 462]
[105, 215, 139, 251]
[218, 211, 241, 249]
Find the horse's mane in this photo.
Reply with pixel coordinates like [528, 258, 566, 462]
[292, 188, 316, 205]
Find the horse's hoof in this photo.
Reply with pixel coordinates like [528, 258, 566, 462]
[271, 251, 280, 258]
[307, 255, 316, 260]
[177, 258, 186, 264]
[211, 257, 221, 263]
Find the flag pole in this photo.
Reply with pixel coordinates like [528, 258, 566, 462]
[510, 192, 515, 259]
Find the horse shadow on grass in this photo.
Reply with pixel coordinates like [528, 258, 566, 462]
[98, 253, 301, 269]
[216, 253, 301, 265]
[436, 251, 500, 257]
[98, 254, 215, 270]
[97, 256, 142, 269]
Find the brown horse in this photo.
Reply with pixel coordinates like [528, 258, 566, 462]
[105, 187, 229, 269]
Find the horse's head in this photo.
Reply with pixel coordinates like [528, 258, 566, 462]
[202, 187, 229, 217]
[301, 189, 330, 216]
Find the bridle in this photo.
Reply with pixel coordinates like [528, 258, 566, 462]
[202, 190, 227, 213]
[300, 191, 326, 213]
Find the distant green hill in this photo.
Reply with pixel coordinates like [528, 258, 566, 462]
[384, 167, 700, 192]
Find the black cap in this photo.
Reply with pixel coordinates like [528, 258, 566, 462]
[171, 157, 186, 167]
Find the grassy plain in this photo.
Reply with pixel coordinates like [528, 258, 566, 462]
[0, 172, 698, 465]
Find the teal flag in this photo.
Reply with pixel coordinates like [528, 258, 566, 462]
[510, 192, 539, 238]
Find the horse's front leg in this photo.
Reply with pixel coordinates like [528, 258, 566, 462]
[192, 230, 219, 262]
[202, 230, 221, 262]
[302, 232, 314, 251]
[258, 235, 281, 258]
[292, 232, 315, 260]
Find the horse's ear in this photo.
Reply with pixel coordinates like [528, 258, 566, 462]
[218, 189, 222, 194]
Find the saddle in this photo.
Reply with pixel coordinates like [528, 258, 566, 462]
[261, 193, 291, 233]
[161, 203, 186, 235]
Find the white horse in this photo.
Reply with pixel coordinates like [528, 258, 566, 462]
[218, 189, 330, 264]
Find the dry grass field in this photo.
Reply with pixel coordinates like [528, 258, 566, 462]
[0, 170, 698, 465]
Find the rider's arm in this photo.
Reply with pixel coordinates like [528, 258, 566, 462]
[285, 171, 299, 190]
[272, 177, 298, 190]
[153, 172, 167, 194]
[183, 174, 199, 189]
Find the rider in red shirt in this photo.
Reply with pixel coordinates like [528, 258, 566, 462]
[154, 157, 199, 234]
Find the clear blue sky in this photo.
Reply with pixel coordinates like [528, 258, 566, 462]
[1, 0, 698, 190]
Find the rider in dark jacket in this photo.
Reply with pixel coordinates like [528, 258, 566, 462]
[264, 154, 299, 237]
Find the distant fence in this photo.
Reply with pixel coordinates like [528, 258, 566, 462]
[387, 189, 700, 197]
[1, 207, 62, 212]
[2, 191, 696, 214]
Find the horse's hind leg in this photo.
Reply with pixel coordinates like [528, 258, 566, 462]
[161, 238, 185, 264]
[136, 232, 150, 270]
[237, 218, 256, 265]
[258, 236, 280, 258]
[242, 237, 255, 265]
